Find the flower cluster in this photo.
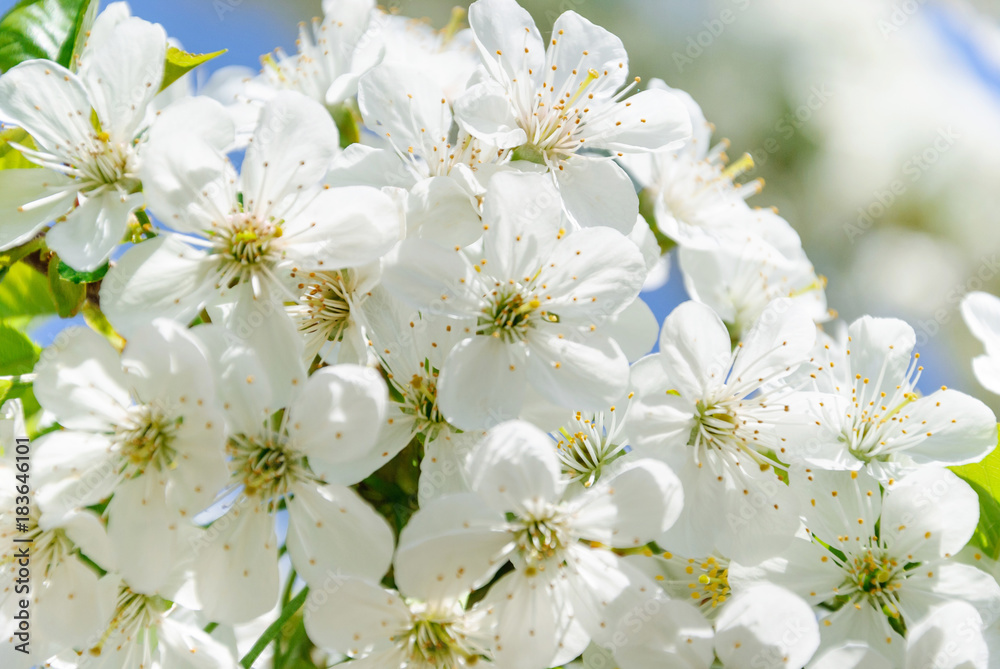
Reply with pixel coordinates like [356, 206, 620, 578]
[0, 1, 998, 668]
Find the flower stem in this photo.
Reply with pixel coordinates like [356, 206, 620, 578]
[239, 586, 309, 668]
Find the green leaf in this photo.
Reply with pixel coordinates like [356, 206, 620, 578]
[951, 427, 1000, 559]
[47, 255, 84, 317]
[57, 259, 107, 283]
[0, 261, 55, 319]
[0, 378, 12, 404]
[0, 323, 39, 375]
[160, 46, 225, 92]
[0, 127, 39, 170]
[0, 0, 95, 72]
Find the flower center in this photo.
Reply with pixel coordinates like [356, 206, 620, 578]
[401, 614, 483, 668]
[512, 508, 570, 565]
[553, 405, 629, 487]
[210, 213, 284, 291]
[845, 548, 905, 600]
[2, 512, 74, 581]
[291, 270, 353, 344]
[88, 586, 171, 658]
[691, 398, 740, 447]
[113, 403, 179, 477]
[688, 555, 731, 610]
[478, 290, 539, 342]
[402, 371, 446, 436]
[228, 433, 306, 505]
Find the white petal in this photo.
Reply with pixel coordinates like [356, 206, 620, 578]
[846, 316, 916, 399]
[482, 171, 563, 281]
[358, 63, 452, 152]
[0, 169, 75, 251]
[33, 431, 115, 515]
[47, 189, 141, 271]
[541, 226, 647, 322]
[656, 300, 731, 397]
[78, 16, 166, 140]
[526, 330, 629, 412]
[467, 0, 544, 83]
[418, 429, 482, 505]
[406, 175, 483, 248]
[303, 577, 409, 656]
[549, 10, 629, 94]
[899, 561, 1000, 628]
[962, 291, 1000, 356]
[33, 557, 107, 648]
[242, 92, 338, 219]
[0, 61, 93, 155]
[556, 159, 638, 233]
[902, 389, 997, 467]
[598, 88, 691, 153]
[196, 503, 280, 624]
[904, 601, 988, 669]
[382, 237, 484, 317]
[972, 354, 1000, 395]
[729, 297, 816, 389]
[486, 569, 576, 669]
[281, 185, 400, 269]
[100, 234, 218, 337]
[469, 420, 564, 513]
[157, 618, 240, 669]
[881, 467, 979, 562]
[106, 475, 179, 594]
[286, 483, 394, 586]
[714, 584, 820, 669]
[395, 492, 509, 600]
[452, 80, 525, 148]
[140, 104, 238, 233]
[601, 297, 658, 362]
[33, 327, 129, 430]
[437, 336, 527, 430]
[810, 644, 893, 669]
[571, 458, 684, 547]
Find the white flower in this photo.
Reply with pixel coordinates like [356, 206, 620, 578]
[189, 330, 393, 624]
[69, 575, 239, 669]
[620, 80, 764, 249]
[678, 210, 830, 339]
[30, 321, 227, 595]
[363, 7, 481, 102]
[551, 400, 634, 488]
[810, 602, 990, 669]
[287, 262, 380, 365]
[258, 0, 380, 107]
[383, 171, 648, 429]
[0, 502, 114, 666]
[453, 0, 691, 232]
[360, 286, 485, 502]
[395, 420, 684, 669]
[100, 91, 400, 391]
[303, 555, 495, 667]
[962, 290, 1000, 395]
[0, 5, 166, 270]
[627, 298, 815, 562]
[348, 62, 495, 247]
[787, 315, 997, 479]
[730, 467, 1000, 664]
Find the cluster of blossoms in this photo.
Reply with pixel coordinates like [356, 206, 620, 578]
[0, 0, 999, 667]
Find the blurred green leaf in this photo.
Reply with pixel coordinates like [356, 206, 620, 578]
[0, 0, 95, 72]
[0, 323, 38, 375]
[952, 427, 1000, 559]
[331, 103, 360, 149]
[0, 261, 55, 319]
[160, 46, 225, 92]
[57, 259, 107, 283]
[47, 255, 83, 317]
[0, 127, 39, 170]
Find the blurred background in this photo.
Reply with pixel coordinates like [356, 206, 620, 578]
[7, 0, 1000, 408]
